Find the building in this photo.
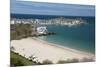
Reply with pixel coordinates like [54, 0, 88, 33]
[37, 26, 47, 34]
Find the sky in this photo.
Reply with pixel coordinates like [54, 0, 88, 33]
[11, 0, 95, 16]
[20, 0, 95, 5]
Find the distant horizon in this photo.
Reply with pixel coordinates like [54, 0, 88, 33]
[10, 13, 95, 20]
[11, 13, 95, 17]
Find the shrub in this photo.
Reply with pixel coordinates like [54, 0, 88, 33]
[57, 60, 69, 64]
[10, 51, 37, 66]
[70, 58, 79, 63]
[82, 57, 94, 62]
[11, 57, 24, 66]
[57, 58, 79, 64]
[42, 59, 53, 64]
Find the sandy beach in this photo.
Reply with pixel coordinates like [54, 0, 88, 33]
[11, 37, 95, 63]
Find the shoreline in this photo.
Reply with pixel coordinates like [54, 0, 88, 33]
[32, 37, 94, 56]
[32, 37, 94, 55]
[11, 37, 95, 63]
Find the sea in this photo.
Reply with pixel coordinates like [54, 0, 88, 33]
[11, 14, 95, 54]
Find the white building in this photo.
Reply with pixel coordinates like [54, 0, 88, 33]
[37, 26, 47, 34]
[11, 20, 15, 24]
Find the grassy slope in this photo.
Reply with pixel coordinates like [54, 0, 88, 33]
[10, 51, 36, 66]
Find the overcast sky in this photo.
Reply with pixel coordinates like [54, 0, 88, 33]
[11, 0, 95, 16]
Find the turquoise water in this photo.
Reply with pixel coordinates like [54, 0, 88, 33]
[37, 18, 95, 54]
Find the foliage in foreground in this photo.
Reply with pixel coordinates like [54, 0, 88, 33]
[10, 51, 36, 66]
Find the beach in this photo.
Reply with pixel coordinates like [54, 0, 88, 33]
[11, 37, 95, 63]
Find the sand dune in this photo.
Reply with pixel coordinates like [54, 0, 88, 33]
[11, 37, 94, 63]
